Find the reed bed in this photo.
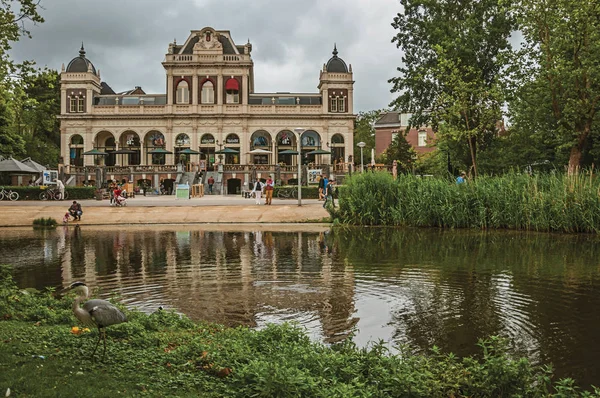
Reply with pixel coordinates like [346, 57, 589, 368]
[334, 172, 600, 233]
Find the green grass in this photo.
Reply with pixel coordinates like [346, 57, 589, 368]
[332, 172, 600, 233]
[1, 265, 598, 397]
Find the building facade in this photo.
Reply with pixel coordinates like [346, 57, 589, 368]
[60, 27, 355, 191]
[374, 112, 435, 157]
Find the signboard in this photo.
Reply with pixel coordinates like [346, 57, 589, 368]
[307, 169, 322, 184]
[176, 184, 190, 199]
[42, 170, 58, 185]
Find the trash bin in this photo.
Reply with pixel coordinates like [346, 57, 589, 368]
[175, 184, 190, 199]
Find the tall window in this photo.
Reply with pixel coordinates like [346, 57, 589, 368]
[418, 130, 427, 147]
[70, 98, 77, 112]
[337, 97, 345, 112]
[225, 78, 239, 104]
[330, 97, 337, 112]
[77, 97, 85, 112]
[201, 81, 214, 103]
[176, 80, 189, 104]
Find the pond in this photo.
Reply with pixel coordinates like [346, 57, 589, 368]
[3, 225, 600, 388]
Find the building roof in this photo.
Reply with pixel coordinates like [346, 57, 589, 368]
[66, 44, 97, 74]
[374, 112, 401, 126]
[179, 31, 238, 55]
[100, 82, 116, 95]
[325, 44, 348, 73]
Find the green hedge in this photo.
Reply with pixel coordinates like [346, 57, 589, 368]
[0, 186, 96, 201]
[333, 172, 600, 233]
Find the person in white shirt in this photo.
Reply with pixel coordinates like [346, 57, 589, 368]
[56, 179, 65, 200]
[252, 179, 264, 205]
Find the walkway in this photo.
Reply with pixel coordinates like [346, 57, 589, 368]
[0, 195, 331, 227]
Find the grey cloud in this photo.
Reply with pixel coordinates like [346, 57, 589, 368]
[11, 0, 403, 111]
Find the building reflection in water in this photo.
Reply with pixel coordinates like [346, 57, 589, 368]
[49, 226, 358, 344]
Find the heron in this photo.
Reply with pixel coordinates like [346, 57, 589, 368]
[69, 281, 127, 360]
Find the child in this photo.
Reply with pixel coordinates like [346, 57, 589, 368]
[63, 212, 70, 224]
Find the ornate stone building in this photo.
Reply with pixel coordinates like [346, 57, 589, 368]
[60, 27, 355, 192]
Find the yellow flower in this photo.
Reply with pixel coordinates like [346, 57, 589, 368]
[70, 326, 81, 335]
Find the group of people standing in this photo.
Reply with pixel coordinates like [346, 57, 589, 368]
[251, 175, 275, 205]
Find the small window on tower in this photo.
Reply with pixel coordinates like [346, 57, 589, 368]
[330, 97, 337, 112]
[337, 97, 345, 112]
[77, 97, 85, 112]
[70, 97, 77, 113]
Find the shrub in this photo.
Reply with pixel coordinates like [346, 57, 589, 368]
[333, 172, 600, 233]
[0, 186, 95, 200]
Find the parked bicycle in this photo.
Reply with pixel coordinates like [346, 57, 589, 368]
[0, 187, 19, 201]
[39, 188, 69, 201]
[276, 187, 298, 199]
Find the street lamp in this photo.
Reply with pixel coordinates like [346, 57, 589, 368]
[357, 141, 366, 173]
[293, 127, 305, 206]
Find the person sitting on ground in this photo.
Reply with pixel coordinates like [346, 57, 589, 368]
[68, 201, 82, 221]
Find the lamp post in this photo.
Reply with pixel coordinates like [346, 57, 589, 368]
[357, 141, 366, 173]
[293, 127, 305, 206]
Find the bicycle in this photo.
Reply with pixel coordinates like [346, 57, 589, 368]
[0, 187, 19, 201]
[276, 187, 298, 199]
[39, 188, 69, 201]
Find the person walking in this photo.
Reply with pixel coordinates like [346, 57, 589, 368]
[207, 176, 215, 194]
[56, 179, 65, 200]
[323, 180, 336, 209]
[264, 175, 274, 205]
[318, 174, 325, 201]
[252, 179, 264, 205]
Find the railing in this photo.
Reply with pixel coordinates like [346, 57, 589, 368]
[89, 103, 323, 115]
[164, 54, 251, 63]
[68, 164, 339, 175]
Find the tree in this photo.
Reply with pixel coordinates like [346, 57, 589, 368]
[353, 110, 385, 165]
[382, 131, 416, 172]
[389, 0, 514, 177]
[511, 0, 600, 174]
[0, 0, 44, 80]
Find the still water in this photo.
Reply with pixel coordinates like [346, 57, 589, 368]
[3, 225, 600, 387]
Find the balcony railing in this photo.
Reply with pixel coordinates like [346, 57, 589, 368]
[67, 164, 338, 175]
[164, 54, 251, 63]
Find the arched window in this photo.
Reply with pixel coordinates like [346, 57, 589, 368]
[201, 81, 214, 104]
[225, 78, 239, 104]
[176, 80, 189, 104]
[69, 135, 84, 167]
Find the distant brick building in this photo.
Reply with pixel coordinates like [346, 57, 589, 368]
[374, 112, 435, 156]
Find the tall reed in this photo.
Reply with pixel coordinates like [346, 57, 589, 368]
[334, 172, 600, 233]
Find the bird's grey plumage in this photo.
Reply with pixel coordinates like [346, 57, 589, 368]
[82, 299, 127, 327]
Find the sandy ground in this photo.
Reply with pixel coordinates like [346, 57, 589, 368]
[0, 195, 331, 227]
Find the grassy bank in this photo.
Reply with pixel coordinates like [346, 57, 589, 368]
[331, 172, 600, 233]
[1, 267, 597, 397]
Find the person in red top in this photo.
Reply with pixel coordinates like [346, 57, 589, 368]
[264, 175, 274, 205]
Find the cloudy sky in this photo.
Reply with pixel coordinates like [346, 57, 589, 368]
[10, 0, 402, 112]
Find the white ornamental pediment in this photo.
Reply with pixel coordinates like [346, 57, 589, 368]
[223, 69, 242, 75]
[224, 119, 241, 125]
[173, 69, 193, 75]
[174, 120, 192, 126]
[198, 119, 217, 126]
[66, 121, 86, 126]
